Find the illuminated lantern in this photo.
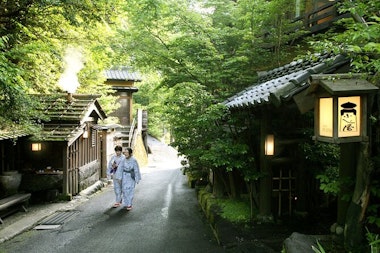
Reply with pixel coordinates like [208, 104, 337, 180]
[265, 134, 275, 156]
[309, 74, 378, 143]
[31, 143, 42, 151]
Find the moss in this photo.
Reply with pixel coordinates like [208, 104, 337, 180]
[198, 188, 220, 222]
[57, 193, 72, 201]
[198, 188, 252, 224]
[217, 197, 251, 224]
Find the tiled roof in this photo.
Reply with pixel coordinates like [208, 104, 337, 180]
[38, 94, 105, 123]
[224, 54, 349, 109]
[105, 67, 142, 81]
[0, 130, 30, 141]
[30, 94, 107, 144]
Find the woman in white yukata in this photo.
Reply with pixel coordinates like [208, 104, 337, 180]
[115, 147, 141, 210]
[107, 145, 125, 208]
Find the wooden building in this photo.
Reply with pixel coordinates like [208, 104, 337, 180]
[104, 67, 149, 155]
[224, 53, 350, 218]
[20, 93, 106, 199]
[104, 67, 141, 126]
[0, 130, 30, 199]
[222, 0, 359, 221]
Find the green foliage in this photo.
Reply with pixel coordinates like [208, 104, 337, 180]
[300, 136, 343, 198]
[117, 0, 295, 99]
[367, 179, 380, 228]
[132, 72, 171, 138]
[200, 138, 250, 172]
[217, 197, 251, 223]
[117, 0, 302, 188]
[164, 82, 225, 167]
[307, 0, 380, 241]
[311, 240, 326, 253]
[309, 0, 380, 83]
[316, 166, 340, 196]
[366, 227, 380, 249]
[301, 142, 340, 169]
[0, 0, 125, 129]
[315, 166, 354, 200]
[301, 140, 339, 166]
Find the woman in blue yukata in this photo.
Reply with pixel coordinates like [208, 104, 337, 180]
[107, 145, 125, 208]
[115, 147, 141, 210]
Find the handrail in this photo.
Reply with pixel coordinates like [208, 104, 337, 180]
[306, 2, 336, 27]
[291, 1, 349, 35]
[128, 109, 148, 148]
[128, 117, 136, 148]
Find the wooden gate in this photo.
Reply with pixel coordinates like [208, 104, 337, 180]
[63, 127, 101, 196]
[272, 158, 296, 217]
[65, 140, 79, 196]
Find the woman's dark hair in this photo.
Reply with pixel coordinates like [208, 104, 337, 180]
[114, 145, 122, 152]
[126, 147, 133, 154]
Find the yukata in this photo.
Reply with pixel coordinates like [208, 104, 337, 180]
[115, 156, 141, 209]
[107, 153, 125, 204]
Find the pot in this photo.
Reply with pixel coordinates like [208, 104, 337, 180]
[0, 171, 22, 196]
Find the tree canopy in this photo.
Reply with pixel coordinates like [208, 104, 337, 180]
[0, 0, 124, 131]
[121, 0, 311, 189]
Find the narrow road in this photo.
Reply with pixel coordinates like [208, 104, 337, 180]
[1, 137, 225, 253]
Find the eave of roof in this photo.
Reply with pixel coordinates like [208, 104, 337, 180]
[105, 67, 142, 82]
[112, 86, 139, 92]
[38, 94, 106, 119]
[31, 94, 107, 143]
[0, 130, 30, 141]
[224, 54, 349, 110]
[309, 74, 379, 95]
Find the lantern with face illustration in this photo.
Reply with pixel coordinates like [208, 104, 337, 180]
[309, 74, 378, 144]
[339, 100, 358, 134]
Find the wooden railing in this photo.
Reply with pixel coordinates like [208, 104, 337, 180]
[128, 117, 136, 148]
[295, 1, 351, 34]
[128, 109, 148, 148]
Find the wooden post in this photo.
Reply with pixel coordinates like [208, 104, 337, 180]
[345, 142, 372, 251]
[100, 129, 108, 178]
[337, 143, 357, 225]
[62, 145, 69, 195]
[259, 114, 273, 219]
[137, 109, 142, 132]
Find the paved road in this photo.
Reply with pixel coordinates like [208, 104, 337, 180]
[1, 137, 225, 253]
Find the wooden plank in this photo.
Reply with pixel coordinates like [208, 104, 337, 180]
[0, 193, 31, 211]
[0, 193, 31, 224]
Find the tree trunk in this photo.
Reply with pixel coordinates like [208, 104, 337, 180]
[344, 142, 372, 251]
[228, 171, 238, 199]
[229, 170, 243, 199]
[247, 180, 259, 220]
[212, 169, 227, 198]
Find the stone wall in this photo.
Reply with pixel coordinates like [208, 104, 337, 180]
[79, 160, 100, 191]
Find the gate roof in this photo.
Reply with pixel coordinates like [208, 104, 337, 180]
[224, 54, 349, 110]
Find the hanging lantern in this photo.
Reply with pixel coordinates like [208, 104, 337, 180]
[265, 134, 275, 156]
[31, 143, 42, 151]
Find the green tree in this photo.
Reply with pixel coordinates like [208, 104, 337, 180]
[0, 0, 124, 130]
[117, 0, 380, 247]
[309, 0, 380, 250]
[115, 0, 311, 203]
